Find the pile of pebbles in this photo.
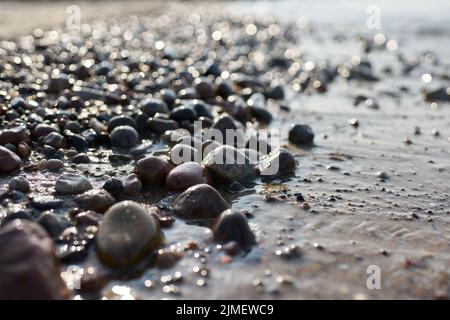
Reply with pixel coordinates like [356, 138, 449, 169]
[0, 10, 327, 299]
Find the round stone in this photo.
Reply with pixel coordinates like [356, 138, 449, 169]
[42, 132, 67, 149]
[103, 178, 124, 199]
[46, 159, 64, 171]
[74, 189, 115, 213]
[202, 145, 256, 182]
[257, 148, 297, 177]
[9, 176, 30, 193]
[288, 124, 315, 145]
[96, 201, 163, 268]
[213, 209, 255, 248]
[136, 156, 172, 187]
[173, 184, 229, 220]
[141, 97, 169, 116]
[0, 220, 68, 299]
[165, 162, 212, 191]
[123, 173, 143, 196]
[107, 115, 137, 132]
[110, 125, 139, 148]
[0, 126, 30, 145]
[170, 105, 198, 122]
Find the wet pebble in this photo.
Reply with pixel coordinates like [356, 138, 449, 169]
[46, 159, 64, 171]
[165, 162, 212, 191]
[170, 105, 198, 122]
[202, 145, 256, 182]
[110, 125, 139, 148]
[43, 132, 66, 149]
[103, 178, 125, 199]
[213, 209, 255, 249]
[1, 210, 33, 227]
[107, 115, 137, 132]
[148, 118, 179, 134]
[72, 153, 90, 164]
[8, 176, 30, 193]
[30, 195, 64, 211]
[0, 220, 67, 299]
[288, 124, 314, 146]
[37, 211, 66, 238]
[0, 146, 21, 173]
[0, 126, 30, 145]
[136, 156, 172, 187]
[96, 201, 163, 268]
[123, 173, 143, 197]
[74, 189, 115, 213]
[173, 184, 229, 220]
[141, 97, 169, 116]
[55, 173, 92, 195]
[257, 148, 297, 177]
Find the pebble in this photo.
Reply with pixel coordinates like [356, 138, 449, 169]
[1, 210, 33, 226]
[8, 176, 30, 193]
[72, 153, 90, 164]
[0, 126, 30, 145]
[103, 178, 125, 200]
[107, 115, 137, 132]
[0, 220, 67, 299]
[32, 124, 58, 138]
[288, 124, 315, 145]
[0, 146, 21, 173]
[17, 141, 31, 158]
[210, 114, 238, 139]
[55, 173, 93, 195]
[213, 209, 256, 249]
[147, 118, 179, 134]
[74, 189, 115, 213]
[37, 211, 66, 238]
[155, 249, 183, 269]
[123, 173, 143, 196]
[48, 72, 71, 93]
[165, 162, 212, 191]
[110, 125, 139, 148]
[173, 184, 229, 219]
[377, 171, 390, 180]
[170, 105, 198, 122]
[136, 156, 172, 187]
[257, 148, 297, 177]
[46, 159, 64, 171]
[141, 97, 170, 116]
[202, 145, 256, 182]
[30, 195, 64, 211]
[42, 132, 67, 149]
[96, 201, 163, 268]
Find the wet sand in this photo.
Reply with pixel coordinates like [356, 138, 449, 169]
[1, 1, 449, 299]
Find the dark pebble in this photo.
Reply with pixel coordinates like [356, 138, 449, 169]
[288, 124, 314, 145]
[173, 184, 229, 220]
[110, 125, 139, 149]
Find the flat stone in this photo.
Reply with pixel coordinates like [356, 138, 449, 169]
[55, 173, 92, 195]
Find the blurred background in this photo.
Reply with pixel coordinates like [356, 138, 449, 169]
[1, 0, 449, 38]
